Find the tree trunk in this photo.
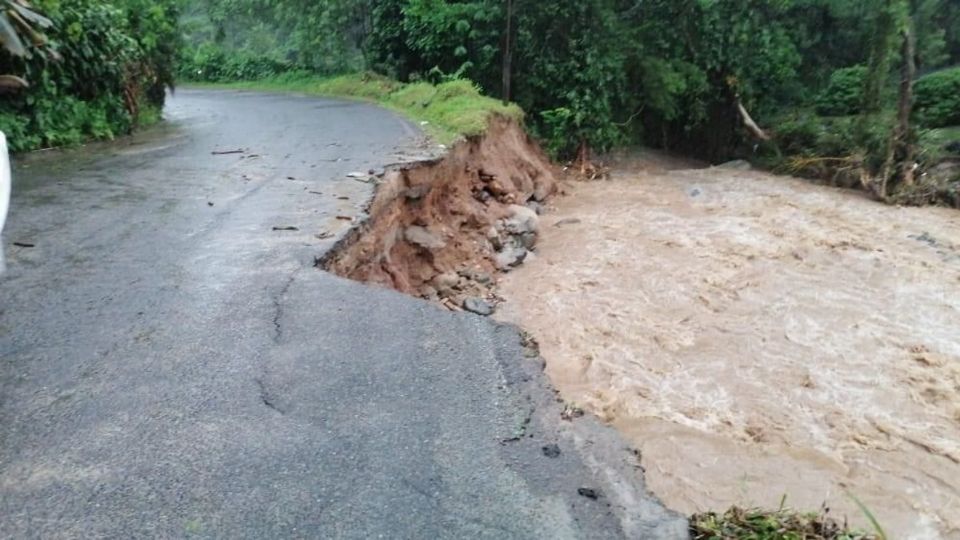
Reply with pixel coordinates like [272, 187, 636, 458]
[862, 0, 898, 114]
[501, 0, 514, 104]
[735, 97, 771, 141]
[896, 24, 916, 186]
[880, 21, 917, 198]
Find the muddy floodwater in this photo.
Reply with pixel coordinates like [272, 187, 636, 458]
[496, 155, 960, 539]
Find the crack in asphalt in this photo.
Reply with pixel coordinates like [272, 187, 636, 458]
[257, 268, 302, 415]
[255, 377, 285, 415]
[271, 271, 297, 344]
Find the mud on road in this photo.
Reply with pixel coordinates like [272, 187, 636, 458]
[496, 155, 960, 539]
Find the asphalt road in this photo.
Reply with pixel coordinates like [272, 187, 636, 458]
[0, 89, 685, 539]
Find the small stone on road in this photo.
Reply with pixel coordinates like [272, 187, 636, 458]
[542, 444, 561, 458]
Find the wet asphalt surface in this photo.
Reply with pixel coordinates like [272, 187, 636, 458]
[0, 89, 685, 538]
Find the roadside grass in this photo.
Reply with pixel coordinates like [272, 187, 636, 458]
[690, 496, 885, 540]
[182, 72, 524, 145]
[138, 104, 163, 129]
[690, 507, 879, 540]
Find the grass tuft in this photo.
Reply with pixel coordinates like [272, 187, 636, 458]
[690, 505, 880, 540]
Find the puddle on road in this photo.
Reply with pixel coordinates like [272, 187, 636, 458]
[496, 159, 960, 539]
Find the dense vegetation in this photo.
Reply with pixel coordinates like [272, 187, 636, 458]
[2, 0, 958, 202]
[176, 0, 960, 202]
[0, 0, 181, 151]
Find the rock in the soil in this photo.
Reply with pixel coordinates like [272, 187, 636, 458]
[404, 226, 446, 250]
[420, 285, 439, 302]
[462, 297, 494, 316]
[542, 444, 561, 458]
[495, 245, 528, 270]
[473, 271, 492, 284]
[519, 232, 538, 250]
[554, 218, 582, 228]
[502, 204, 540, 235]
[487, 179, 508, 196]
[432, 272, 460, 296]
[459, 268, 493, 285]
[405, 184, 431, 200]
[474, 189, 492, 203]
[533, 181, 552, 202]
[526, 201, 545, 215]
[486, 226, 503, 250]
[716, 159, 752, 170]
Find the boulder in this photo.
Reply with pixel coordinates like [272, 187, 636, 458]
[495, 245, 528, 270]
[502, 204, 540, 235]
[404, 226, 446, 250]
[431, 271, 460, 296]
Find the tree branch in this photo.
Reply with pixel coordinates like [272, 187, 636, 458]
[735, 98, 770, 141]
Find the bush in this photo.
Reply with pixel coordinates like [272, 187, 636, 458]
[771, 112, 893, 184]
[775, 115, 823, 155]
[0, 112, 40, 152]
[0, 0, 181, 152]
[915, 67, 960, 128]
[434, 79, 481, 101]
[179, 45, 296, 83]
[815, 66, 867, 116]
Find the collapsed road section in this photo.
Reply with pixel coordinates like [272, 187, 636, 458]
[320, 116, 555, 314]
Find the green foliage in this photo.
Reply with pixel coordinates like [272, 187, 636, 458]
[914, 67, 960, 128]
[401, 0, 501, 89]
[775, 114, 824, 156]
[178, 0, 960, 163]
[179, 43, 294, 82]
[623, 0, 803, 160]
[0, 109, 39, 151]
[918, 125, 960, 164]
[122, 0, 183, 107]
[0, 0, 182, 152]
[861, 0, 907, 114]
[183, 0, 368, 75]
[773, 112, 890, 160]
[816, 66, 868, 116]
[513, 1, 627, 157]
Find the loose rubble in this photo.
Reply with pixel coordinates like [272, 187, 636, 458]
[320, 116, 558, 314]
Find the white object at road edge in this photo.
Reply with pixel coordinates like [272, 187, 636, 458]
[0, 131, 9, 273]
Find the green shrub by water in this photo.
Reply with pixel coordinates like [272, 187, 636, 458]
[915, 67, 960, 128]
[815, 66, 868, 116]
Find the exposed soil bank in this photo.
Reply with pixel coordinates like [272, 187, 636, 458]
[320, 116, 556, 309]
[496, 153, 960, 540]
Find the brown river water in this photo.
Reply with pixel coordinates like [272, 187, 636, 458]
[496, 155, 960, 539]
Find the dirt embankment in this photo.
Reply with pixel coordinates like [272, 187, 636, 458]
[320, 116, 556, 311]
